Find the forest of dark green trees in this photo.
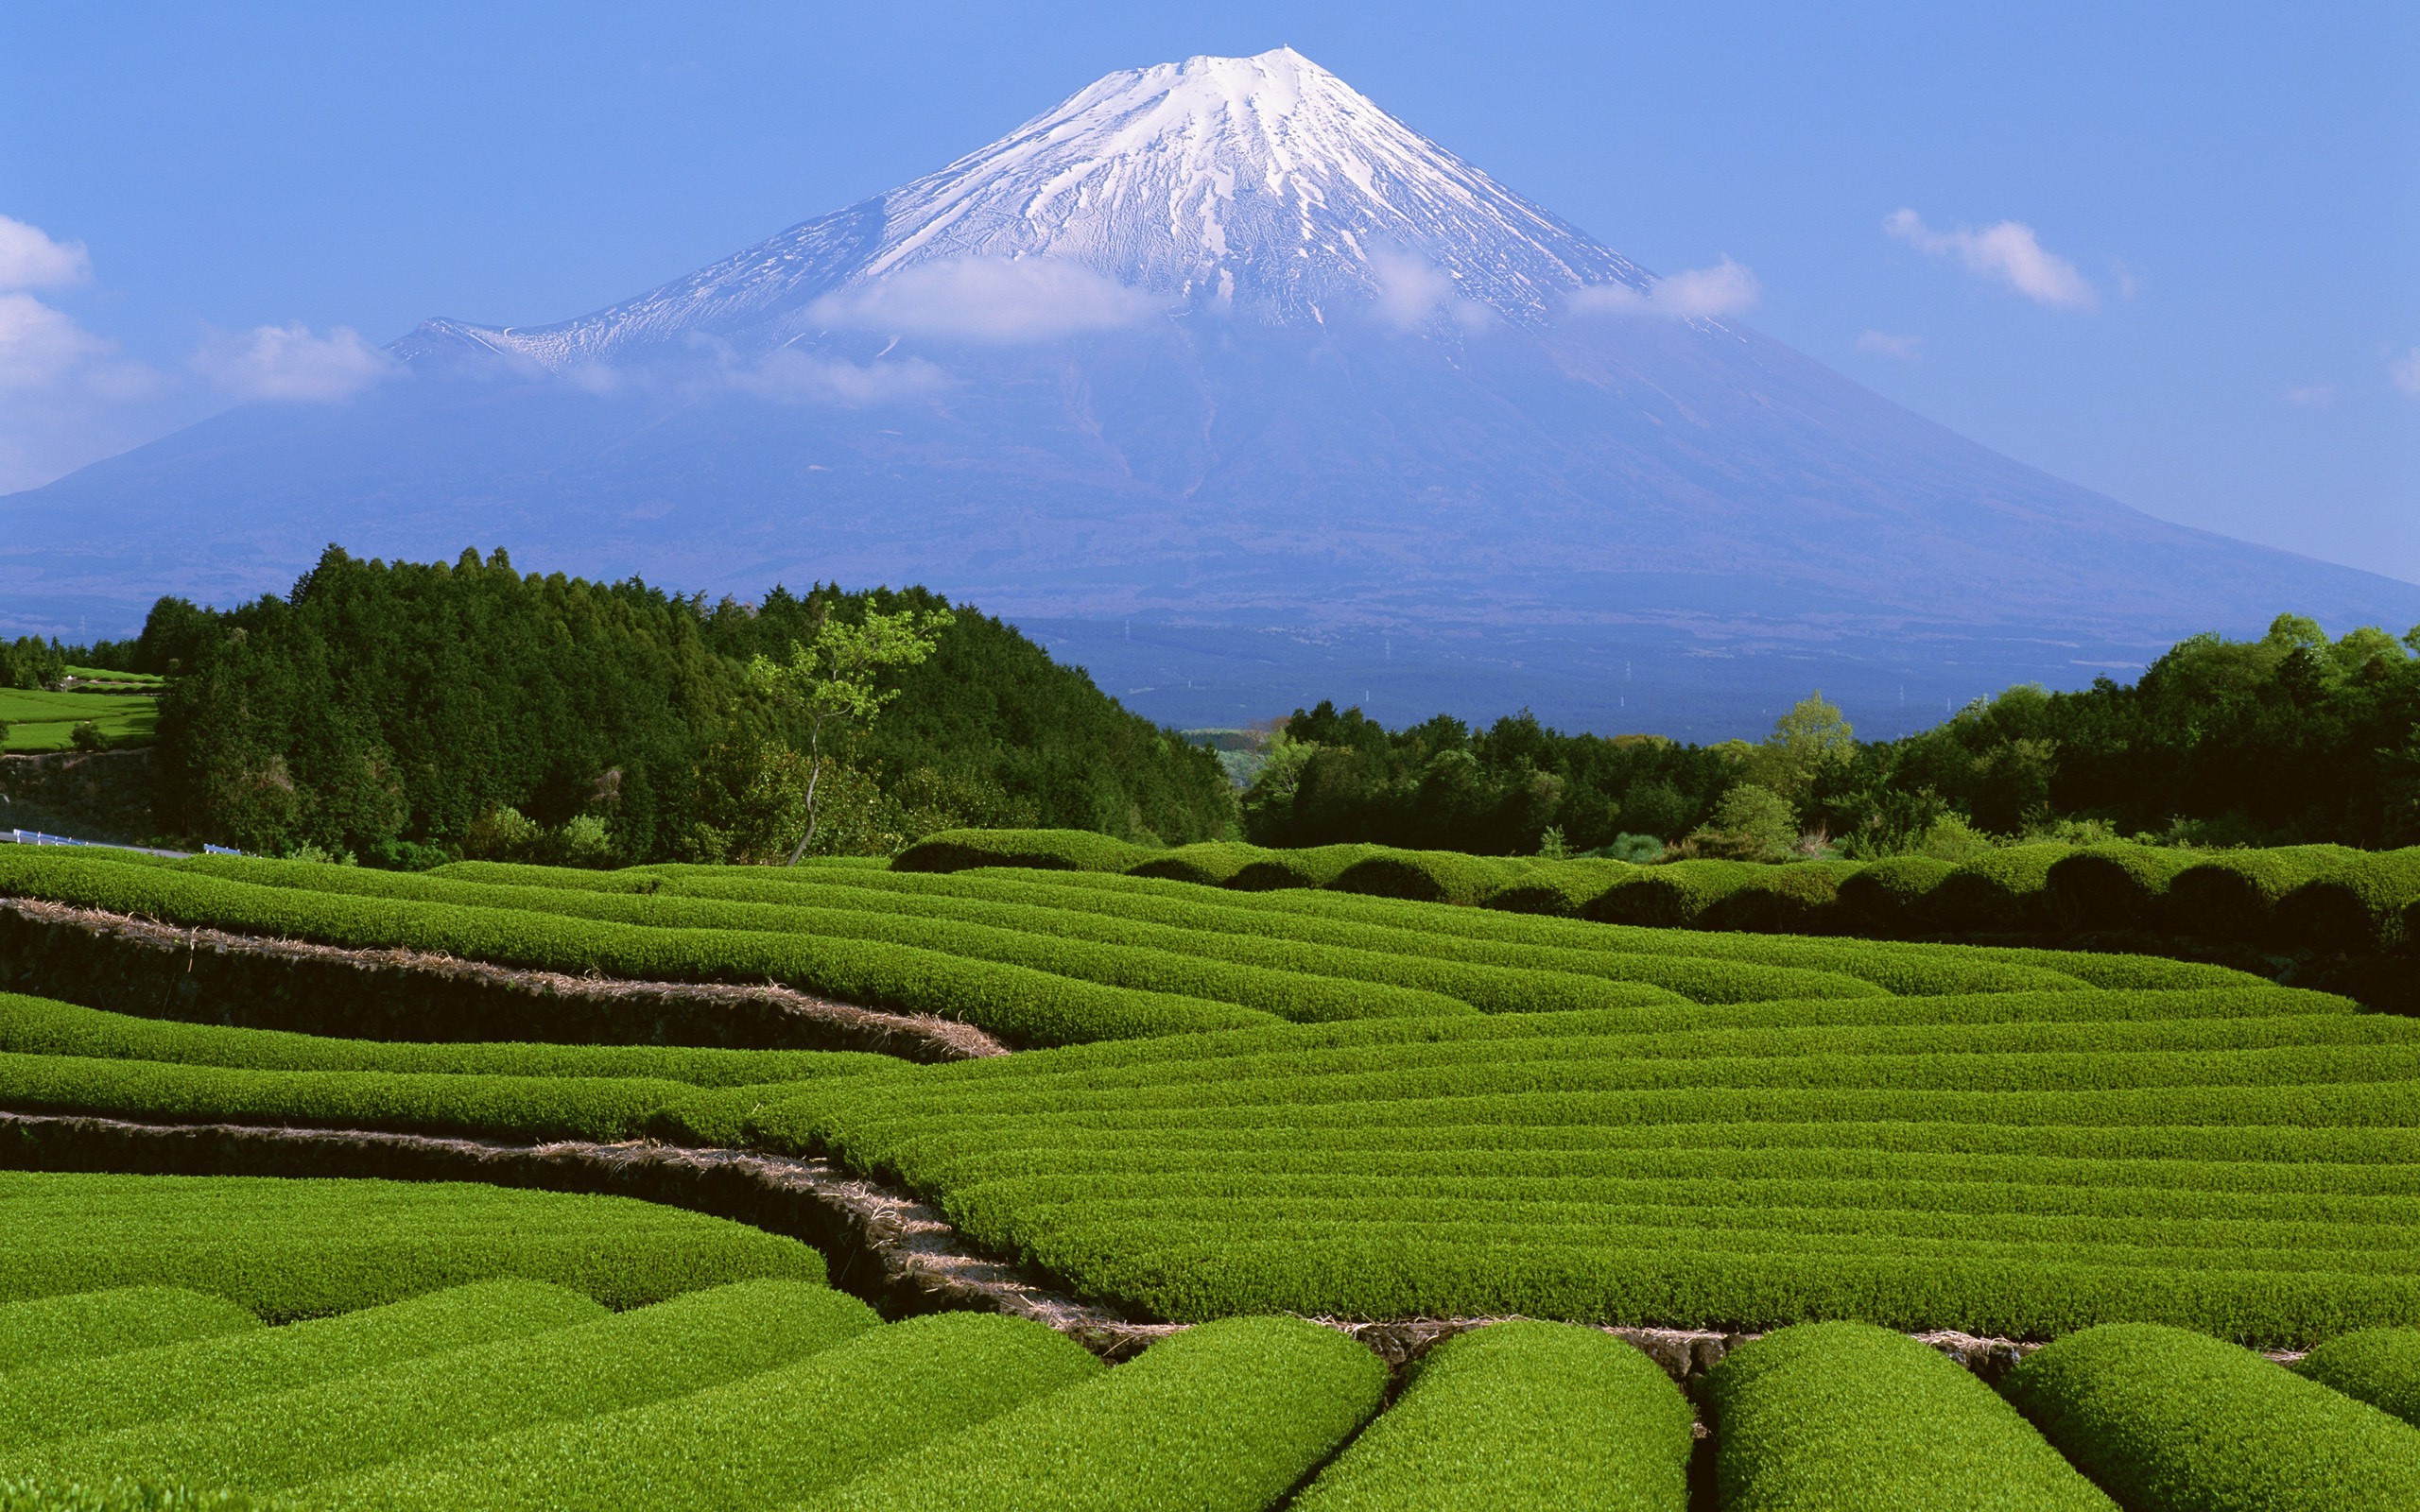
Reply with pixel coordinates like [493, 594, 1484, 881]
[88, 547, 1232, 863]
[43, 555, 2420, 866]
[1240, 614, 2420, 858]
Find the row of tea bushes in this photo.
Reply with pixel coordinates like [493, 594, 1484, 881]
[0, 1282, 606, 1454]
[0, 851, 1269, 1047]
[771, 997, 2420, 1344]
[2002, 1323, 2420, 1510]
[0, 1291, 258, 1377]
[890, 829, 2420, 954]
[1, 1282, 871, 1498]
[0, 995, 899, 1090]
[0, 1172, 822, 1318]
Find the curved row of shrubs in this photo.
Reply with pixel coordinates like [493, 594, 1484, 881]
[0, 1173, 824, 1318]
[890, 829, 2420, 954]
[0, 852, 1271, 1048]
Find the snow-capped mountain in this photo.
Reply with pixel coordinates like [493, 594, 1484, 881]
[7, 48, 2416, 735]
[406, 48, 1650, 369]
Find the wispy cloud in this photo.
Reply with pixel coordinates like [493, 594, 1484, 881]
[1569, 258, 1761, 320]
[808, 258, 1167, 342]
[2393, 348, 2420, 398]
[724, 348, 950, 405]
[1368, 249, 1488, 331]
[1885, 209, 2097, 310]
[192, 322, 394, 402]
[0, 215, 91, 293]
[2285, 384, 2334, 408]
[1857, 330, 1923, 361]
[0, 217, 168, 493]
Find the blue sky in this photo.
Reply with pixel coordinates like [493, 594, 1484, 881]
[5, 1, 2415, 587]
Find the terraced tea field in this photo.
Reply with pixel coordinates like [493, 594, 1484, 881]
[4, 836, 2419, 1507]
[0, 687, 157, 753]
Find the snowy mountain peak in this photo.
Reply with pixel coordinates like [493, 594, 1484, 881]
[402, 49, 1653, 367]
[866, 44, 1644, 313]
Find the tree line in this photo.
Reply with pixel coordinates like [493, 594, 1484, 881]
[95, 546, 1233, 864]
[1241, 615, 2420, 857]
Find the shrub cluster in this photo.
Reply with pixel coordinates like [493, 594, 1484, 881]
[2001, 1322, 2420, 1510]
[805, 1315, 1385, 1512]
[0, 1281, 873, 1497]
[294, 1312, 1097, 1512]
[2298, 1328, 2420, 1429]
[5, 1277, 875, 1489]
[0, 1281, 606, 1454]
[1703, 1322, 2113, 1511]
[893, 827, 2420, 953]
[1290, 1320, 1693, 1512]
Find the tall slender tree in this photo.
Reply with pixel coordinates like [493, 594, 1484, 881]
[748, 603, 955, 863]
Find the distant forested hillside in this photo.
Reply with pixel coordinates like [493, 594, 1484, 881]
[114, 547, 1232, 862]
[1243, 614, 2420, 856]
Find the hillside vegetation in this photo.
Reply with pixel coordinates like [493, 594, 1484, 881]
[87, 548, 1229, 862]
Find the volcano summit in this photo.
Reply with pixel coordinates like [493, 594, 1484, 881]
[9, 48, 2414, 733]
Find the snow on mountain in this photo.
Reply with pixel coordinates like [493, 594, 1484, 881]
[403, 47, 1654, 368]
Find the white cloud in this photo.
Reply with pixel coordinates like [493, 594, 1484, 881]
[0, 292, 169, 494]
[193, 322, 393, 402]
[2286, 384, 2334, 408]
[1857, 330, 1924, 361]
[1885, 208, 2097, 310]
[0, 215, 91, 292]
[724, 348, 950, 405]
[1368, 249, 1488, 331]
[807, 258, 1167, 342]
[1569, 258, 1761, 320]
[2393, 348, 2420, 398]
[0, 292, 114, 391]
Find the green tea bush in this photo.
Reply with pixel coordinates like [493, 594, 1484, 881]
[1327, 851, 1522, 907]
[0, 995, 900, 1089]
[0, 1282, 605, 1452]
[1584, 861, 1762, 927]
[4, 1281, 874, 1496]
[1289, 1320, 1692, 1512]
[2298, 1328, 2420, 1428]
[2277, 851, 2420, 954]
[0, 1483, 247, 1512]
[2005, 1323, 2420, 1510]
[0, 1172, 822, 1318]
[0, 1052, 701, 1144]
[892, 829, 1149, 873]
[0, 1291, 258, 1375]
[1705, 1321, 2113, 1511]
[1477, 858, 1634, 917]
[1225, 844, 1380, 891]
[1834, 856, 1953, 934]
[2163, 846, 2362, 942]
[2045, 845, 2203, 932]
[1125, 842, 1263, 885]
[804, 1315, 1386, 1512]
[1696, 863, 1855, 934]
[295, 1312, 1098, 1512]
[1928, 845, 2070, 932]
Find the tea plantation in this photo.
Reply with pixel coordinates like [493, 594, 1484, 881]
[4, 837, 2419, 1508]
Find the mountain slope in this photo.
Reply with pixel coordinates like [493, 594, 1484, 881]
[6, 47, 2413, 736]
